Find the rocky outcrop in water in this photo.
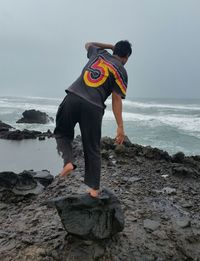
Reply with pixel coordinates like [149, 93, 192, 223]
[0, 121, 54, 140]
[16, 109, 54, 124]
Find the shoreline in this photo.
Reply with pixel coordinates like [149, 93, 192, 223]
[0, 134, 199, 174]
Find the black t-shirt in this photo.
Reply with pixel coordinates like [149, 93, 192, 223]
[66, 46, 128, 109]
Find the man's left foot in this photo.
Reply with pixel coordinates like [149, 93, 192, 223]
[59, 162, 74, 177]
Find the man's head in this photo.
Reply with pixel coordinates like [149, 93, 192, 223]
[113, 40, 132, 65]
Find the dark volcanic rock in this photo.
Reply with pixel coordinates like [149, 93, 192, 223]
[172, 165, 197, 176]
[142, 146, 171, 161]
[0, 172, 18, 189]
[53, 189, 124, 240]
[0, 129, 41, 140]
[0, 129, 54, 140]
[27, 170, 54, 187]
[101, 137, 115, 150]
[0, 170, 54, 200]
[16, 109, 54, 124]
[0, 121, 13, 131]
[172, 151, 185, 163]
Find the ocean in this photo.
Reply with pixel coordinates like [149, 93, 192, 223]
[0, 95, 200, 156]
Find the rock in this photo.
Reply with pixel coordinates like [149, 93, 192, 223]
[152, 230, 168, 240]
[123, 135, 132, 147]
[172, 165, 196, 176]
[161, 174, 169, 178]
[30, 170, 54, 187]
[16, 109, 54, 124]
[53, 188, 124, 240]
[0, 129, 41, 140]
[142, 146, 171, 161]
[181, 202, 193, 208]
[129, 176, 142, 183]
[38, 136, 45, 140]
[0, 239, 16, 251]
[0, 128, 55, 141]
[0, 120, 13, 131]
[115, 144, 126, 154]
[65, 238, 105, 261]
[101, 136, 115, 150]
[0, 202, 8, 210]
[0, 170, 53, 198]
[101, 149, 110, 159]
[172, 151, 185, 163]
[0, 171, 18, 188]
[176, 217, 191, 228]
[143, 219, 160, 231]
[161, 187, 176, 195]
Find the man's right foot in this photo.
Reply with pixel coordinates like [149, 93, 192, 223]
[59, 162, 74, 177]
[87, 188, 99, 198]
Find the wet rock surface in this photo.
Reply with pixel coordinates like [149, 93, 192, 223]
[53, 189, 124, 240]
[16, 109, 54, 124]
[0, 136, 200, 260]
[0, 170, 54, 201]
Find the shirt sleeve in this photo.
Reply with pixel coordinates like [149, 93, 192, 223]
[112, 68, 128, 99]
[87, 45, 101, 59]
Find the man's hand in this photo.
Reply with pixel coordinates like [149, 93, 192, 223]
[115, 126, 125, 144]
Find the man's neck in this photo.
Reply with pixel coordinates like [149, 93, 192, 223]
[113, 55, 124, 64]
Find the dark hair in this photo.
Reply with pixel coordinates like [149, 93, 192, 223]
[113, 40, 132, 58]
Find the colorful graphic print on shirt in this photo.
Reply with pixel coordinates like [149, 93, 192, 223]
[83, 55, 127, 96]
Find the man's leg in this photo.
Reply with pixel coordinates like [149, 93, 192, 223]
[54, 93, 80, 176]
[79, 100, 104, 196]
[55, 136, 75, 177]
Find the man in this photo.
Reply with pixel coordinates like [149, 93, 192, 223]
[54, 40, 132, 197]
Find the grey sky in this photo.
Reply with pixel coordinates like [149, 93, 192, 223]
[0, 0, 200, 99]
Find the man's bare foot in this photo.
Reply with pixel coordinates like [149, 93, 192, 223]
[59, 162, 74, 177]
[87, 188, 99, 198]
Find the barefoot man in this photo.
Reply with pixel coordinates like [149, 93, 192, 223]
[54, 41, 132, 197]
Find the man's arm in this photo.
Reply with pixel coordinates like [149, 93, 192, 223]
[85, 42, 114, 51]
[112, 91, 125, 144]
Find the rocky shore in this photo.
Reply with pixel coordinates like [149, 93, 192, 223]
[0, 136, 200, 260]
[0, 120, 53, 140]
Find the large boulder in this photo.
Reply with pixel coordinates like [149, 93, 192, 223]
[53, 189, 124, 240]
[16, 109, 54, 124]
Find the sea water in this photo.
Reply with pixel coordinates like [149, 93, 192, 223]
[0, 95, 200, 156]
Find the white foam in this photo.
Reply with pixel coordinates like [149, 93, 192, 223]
[105, 99, 200, 111]
[0, 101, 58, 114]
[104, 110, 200, 134]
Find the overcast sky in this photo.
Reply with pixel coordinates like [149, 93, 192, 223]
[0, 0, 200, 99]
